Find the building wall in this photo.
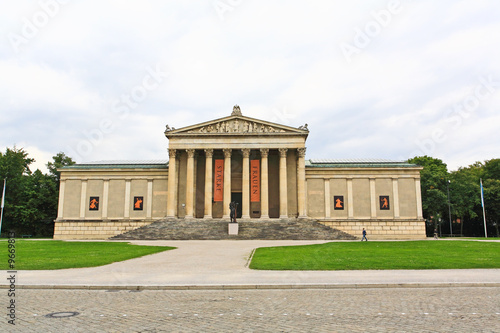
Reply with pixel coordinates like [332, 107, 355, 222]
[306, 166, 425, 239]
[108, 180, 126, 218]
[54, 168, 168, 239]
[329, 179, 347, 219]
[55, 164, 425, 240]
[398, 178, 417, 218]
[306, 178, 325, 218]
[352, 179, 370, 218]
[62, 180, 81, 219]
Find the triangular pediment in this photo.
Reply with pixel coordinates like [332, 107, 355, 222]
[165, 114, 309, 137]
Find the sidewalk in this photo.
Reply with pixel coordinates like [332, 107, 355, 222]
[2, 240, 500, 290]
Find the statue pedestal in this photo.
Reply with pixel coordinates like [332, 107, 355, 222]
[228, 222, 239, 235]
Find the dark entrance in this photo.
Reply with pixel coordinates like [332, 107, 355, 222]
[231, 192, 242, 218]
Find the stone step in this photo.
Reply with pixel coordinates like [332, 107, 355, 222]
[111, 218, 357, 240]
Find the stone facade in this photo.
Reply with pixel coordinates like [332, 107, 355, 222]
[54, 106, 425, 240]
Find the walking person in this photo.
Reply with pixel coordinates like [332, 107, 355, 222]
[361, 228, 368, 241]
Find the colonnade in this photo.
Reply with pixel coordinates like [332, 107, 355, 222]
[166, 147, 307, 219]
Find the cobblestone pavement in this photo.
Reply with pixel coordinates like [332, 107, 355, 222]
[4, 287, 500, 332]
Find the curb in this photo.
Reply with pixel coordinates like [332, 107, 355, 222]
[3, 283, 500, 290]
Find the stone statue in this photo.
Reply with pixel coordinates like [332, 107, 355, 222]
[231, 105, 242, 116]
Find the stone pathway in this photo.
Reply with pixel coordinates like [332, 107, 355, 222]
[4, 287, 499, 332]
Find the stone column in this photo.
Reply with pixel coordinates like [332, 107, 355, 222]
[415, 178, 423, 219]
[79, 180, 87, 219]
[278, 148, 288, 218]
[124, 179, 131, 218]
[347, 178, 354, 219]
[185, 149, 195, 218]
[260, 148, 269, 219]
[222, 148, 232, 219]
[241, 148, 251, 219]
[204, 149, 213, 219]
[392, 178, 400, 219]
[57, 179, 66, 220]
[296, 147, 307, 218]
[370, 178, 377, 218]
[102, 179, 109, 220]
[166, 149, 177, 218]
[324, 178, 331, 219]
[147, 179, 153, 219]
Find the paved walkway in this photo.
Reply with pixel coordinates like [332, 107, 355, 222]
[3, 240, 499, 289]
[7, 287, 500, 332]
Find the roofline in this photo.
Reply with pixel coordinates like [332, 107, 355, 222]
[59, 163, 168, 171]
[165, 114, 308, 138]
[306, 162, 422, 169]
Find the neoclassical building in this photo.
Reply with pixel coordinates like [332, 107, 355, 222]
[54, 106, 425, 239]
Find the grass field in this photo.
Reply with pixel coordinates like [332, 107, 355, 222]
[249, 240, 500, 270]
[1, 240, 175, 270]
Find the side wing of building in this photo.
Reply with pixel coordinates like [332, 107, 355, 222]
[306, 159, 425, 239]
[54, 161, 168, 239]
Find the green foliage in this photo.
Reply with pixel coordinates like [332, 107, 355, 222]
[449, 164, 481, 220]
[249, 241, 500, 270]
[408, 156, 449, 224]
[47, 152, 75, 184]
[409, 157, 500, 236]
[0, 148, 75, 237]
[0, 240, 175, 270]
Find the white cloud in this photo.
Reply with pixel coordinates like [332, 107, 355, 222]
[0, 0, 498, 172]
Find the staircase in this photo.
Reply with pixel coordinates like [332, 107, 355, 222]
[110, 218, 357, 240]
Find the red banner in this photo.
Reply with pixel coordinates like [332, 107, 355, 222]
[251, 160, 260, 202]
[214, 159, 224, 202]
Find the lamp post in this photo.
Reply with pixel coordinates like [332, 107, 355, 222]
[447, 180, 452, 237]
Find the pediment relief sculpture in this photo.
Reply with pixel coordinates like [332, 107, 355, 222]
[187, 119, 288, 134]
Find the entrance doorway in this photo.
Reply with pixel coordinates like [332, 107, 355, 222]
[231, 192, 242, 218]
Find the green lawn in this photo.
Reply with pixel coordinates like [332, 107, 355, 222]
[249, 241, 500, 270]
[459, 237, 500, 240]
[1, 240, 175, 270]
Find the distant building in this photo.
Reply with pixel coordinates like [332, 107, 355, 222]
[54, 106, 425, 239]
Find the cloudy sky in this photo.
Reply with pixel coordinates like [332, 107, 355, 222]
[1, 0, 499, 172]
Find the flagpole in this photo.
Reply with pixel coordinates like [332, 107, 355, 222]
[0, 178, 6, 237]
[480, 178, 487, 238]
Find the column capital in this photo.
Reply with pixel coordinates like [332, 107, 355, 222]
[186, 149, 196, 158]
[168, 149, 176, 158]
[241, 148, 251, 158]
[278, 148, 288, 157]
[204, 148, 213, 158]
[297, 147, 306, 158]
[223, 148, 232, 158]
[260, 148, 269, 158]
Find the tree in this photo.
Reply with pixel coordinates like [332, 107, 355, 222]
[408, 156, 449, 235]
[482, 159, 500, 236]
[483, 158, 500, 180]
[0, 147, 36, 235]
[449, 163, 482, 236]
[0, 148, 75, 237]
[47, 152, 75, 184]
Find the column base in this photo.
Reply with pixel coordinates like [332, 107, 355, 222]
[203, 215, 213, 219]
[222, 214, 230, 219]
[279, 215, 288, 219]
[184, 215, 194, 219]
[241, 215, 250, 219]
[260, 215, 270, 219]
[298, 215, 308, 219]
